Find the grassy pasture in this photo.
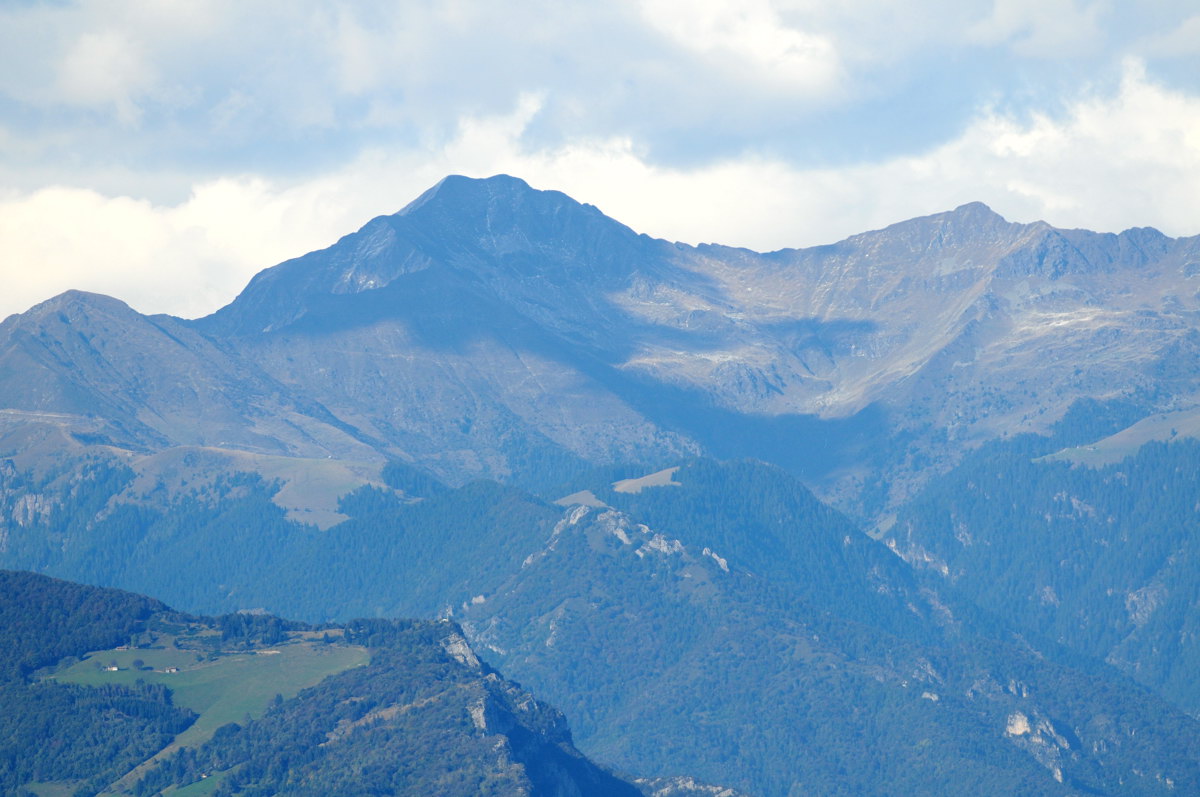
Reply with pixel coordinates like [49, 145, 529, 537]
[51, 638, 367, 794]
[23, 782, 81, 797]
[1042, 406, 1200, 466]
[163, 768, 231, 796]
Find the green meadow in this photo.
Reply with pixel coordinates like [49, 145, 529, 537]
[51, 638, 368, 794]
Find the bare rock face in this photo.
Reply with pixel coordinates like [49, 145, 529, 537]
[2, 175, 1198, 509]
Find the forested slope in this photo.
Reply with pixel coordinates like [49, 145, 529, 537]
[0, 571, 658, 797]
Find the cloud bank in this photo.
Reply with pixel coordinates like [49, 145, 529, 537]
[1, 1, 1198, 319]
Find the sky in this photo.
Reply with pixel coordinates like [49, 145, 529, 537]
[1, 0, 1199, 320]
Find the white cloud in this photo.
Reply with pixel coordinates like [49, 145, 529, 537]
[636, 0, 844, 94]
[0, 0, 217, 111]
[763, 0, 984, 66]
[1135, 13, 1200, 58]
[432, 59, 1200, 248]
[2, 60, 1198, 323]
[0, 0, 1195, 214]
[941, 58, 1200, 230]
[0, 176, 394, 322]
[967, 0, 1107, 57]
[0, 0, 928, 188]
[55, 29, 154, 125]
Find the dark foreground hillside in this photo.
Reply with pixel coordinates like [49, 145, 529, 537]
[0, 570, 684, 797]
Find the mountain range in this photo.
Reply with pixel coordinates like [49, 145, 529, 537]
[7, 175, 1199, 515]
[3, 174, 1200, 795]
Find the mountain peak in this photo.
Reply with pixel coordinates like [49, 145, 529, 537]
[392, 173, 605, 238]
[951, 200, 1001, 216]
[198, 174, 652, 336]
[399, 174, 536, 216]
[33, 289, 132, 312]
[3, 290, 138, 329]
[934, 201, 1014, 229]
[836, 200, 1023, 256]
